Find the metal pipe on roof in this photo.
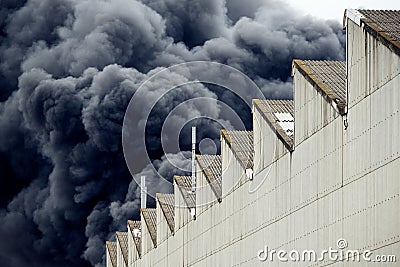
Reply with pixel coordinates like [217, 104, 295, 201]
[191, 127, 196, 193]
[141, 176, 147, 209]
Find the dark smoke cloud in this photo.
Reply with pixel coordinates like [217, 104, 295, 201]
[0, 0, 73, 100]
[0, 0, 345, 266]
[226, 0, 274, 22]
[139, 0, 229, 48]
[21, 0, 169, 77]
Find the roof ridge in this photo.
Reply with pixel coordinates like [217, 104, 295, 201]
[357, 9, 400, 11]
[302, 59, 345, 63]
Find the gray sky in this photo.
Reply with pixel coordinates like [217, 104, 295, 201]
[284, 0, 400, 21]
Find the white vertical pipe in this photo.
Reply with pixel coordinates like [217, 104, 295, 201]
[191, 126, 196, 193]
[141, 176, 147, 209]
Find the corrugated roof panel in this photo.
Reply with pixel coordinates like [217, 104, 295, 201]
[116, 232, 128, 267]
[106, 241, 117, 267]
[296, 60, 346, 107]
[221, 130, 254, 169]
[196, 154, 222, 201]
[256, 99, 294, 116]
[156, 193, 175, 233]
[141, 208, 157, 247]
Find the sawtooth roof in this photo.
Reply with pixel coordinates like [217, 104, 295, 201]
[127, 220, 141, 257]
[116, 232, 128, 267]
[106, 241, 117, 267]
[196, 154, 222, 201]
[156, 193, 175, 233]
[141, 208, 157, 248]
[220, 130, 253, 169]
[292, 60, 346, 115]
[253, 99, 294, 151]
[174, 175, 196, 209]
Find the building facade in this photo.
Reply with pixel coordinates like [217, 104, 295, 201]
[106, 9, 400, 266]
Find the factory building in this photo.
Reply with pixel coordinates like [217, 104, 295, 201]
[106, 9, 400, 266]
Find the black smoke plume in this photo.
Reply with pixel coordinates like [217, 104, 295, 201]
[0, 0, 345, 266]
